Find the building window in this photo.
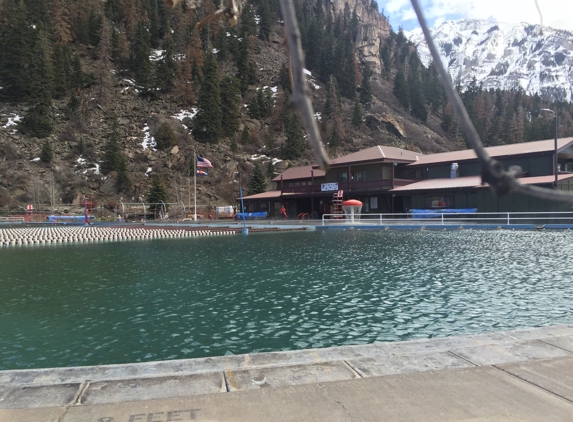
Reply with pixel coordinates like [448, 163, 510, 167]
[354, 170, 368, 181]
[370, 197, 378, 209]
[338, 172, 348, 182]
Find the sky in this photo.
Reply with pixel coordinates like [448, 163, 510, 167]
[378, 0, 573, 32]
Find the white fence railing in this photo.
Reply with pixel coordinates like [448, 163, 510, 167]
[0, 217, 25, 223]
[321, 212, 573, 226]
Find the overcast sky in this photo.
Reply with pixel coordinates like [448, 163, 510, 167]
[379, 0, 573, 31]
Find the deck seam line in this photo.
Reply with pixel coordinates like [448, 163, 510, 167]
[537, 339, 573, 354]
[447, 350, 479, 366]
[317, 382, 356, 421]
[492, 365, 573, 405]
[222, 371, 231, 393]
[342, 360, 364, 378]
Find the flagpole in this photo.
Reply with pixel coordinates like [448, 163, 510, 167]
[194, 150, 197, 221]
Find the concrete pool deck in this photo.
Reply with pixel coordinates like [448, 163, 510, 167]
[2, 325, 573, 421]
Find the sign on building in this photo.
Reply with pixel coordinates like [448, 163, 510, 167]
[321, 182, 338, 192]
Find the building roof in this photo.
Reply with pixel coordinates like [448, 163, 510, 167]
[391, 174, 573, 192]
[271, 165, 325, 183]
[407, 138, 573, 167]
[241, 190, 282, 200]
[325, 145, 420, 167]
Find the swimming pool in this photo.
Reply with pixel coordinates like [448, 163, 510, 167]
[1, 229, 572, 370]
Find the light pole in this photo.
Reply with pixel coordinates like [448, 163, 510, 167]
[541, 108, 558, 188]
[234, 171, 248, 235]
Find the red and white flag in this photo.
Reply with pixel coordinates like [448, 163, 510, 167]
[197, 156, 214, 168]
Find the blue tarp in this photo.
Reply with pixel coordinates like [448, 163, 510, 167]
[409, 208, 477, 218]
[234, 212, 267, 220]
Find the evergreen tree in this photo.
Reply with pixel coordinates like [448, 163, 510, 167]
[70, 52, 84, 90]
[351, 97, 362, 127]
[154, 123, 177, 150]
[116, 153, 131, 193]
[393, 67, 409, 109]
[241, 126, 250, 145]
[328, 123, 340, 151]
[239, 3, 257, 38]
[192, 51, 222, 143]
[236, 36, 256, 93]
[220, 76, 242, 137]
[147, 174, 168, 213]
[40, 140, 53, 164]
[155, 36, 177, 92]
[230, 137, 238, 152]
[266, 160, 275, 178]
[95, 18, 113, 105]
[51, 44, 69, 100]
[248, 163, 267, 195]
[359, 64, 372, 106]
[266, 125, 275, 150]
[278, 63, 291, 93]
[0, 0, 32, 101]
[283, 110, 305, 160]
[101, 118, 122, 175]
[248, 94, 261, 119]
[258, 0, 272, 41]
[130, 20, 152, 90]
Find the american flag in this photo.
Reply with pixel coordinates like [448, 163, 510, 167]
[196, 156, 214, 168]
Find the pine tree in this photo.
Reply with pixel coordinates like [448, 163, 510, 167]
[70, 52, 84, 90]
[101, 118, 122, 175]
[174, 55, 195, 105]
[266, 125, 275, 150]
[51, 44, 69, 100]
[283, 110, 305, 160]
[0, 0, 32, 102]
[220, 76, 242, 137]
[147, 174, 168, 213]
[266, 160, 275, 179]
[393, 67, 409, 109]
[359, 64, 372, 106]
[248, 163, 267, 195]
[50, 0, 72, 45]
[241, 126, 250, 145]
[248, 94, 261, 119]
[154, 123, 177, 150]
[351, 97, 362, 127]
[130, 20, 152, 90]
[116, 154, 131, 193]
[239, 3, 257, 38]
[192, 51, 222, 144]
[155, 36, 177, 92]
[40, 140, 53, 164]
[278, 63, 291, 93]
[258, 0, 272, 41]
[94, 18, 113, 105]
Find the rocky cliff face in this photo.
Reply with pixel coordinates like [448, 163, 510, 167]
[407, 19, 573, 102]
[330, 0, 391, 73]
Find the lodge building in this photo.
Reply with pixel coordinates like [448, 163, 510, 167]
[242, 137, 573, 219]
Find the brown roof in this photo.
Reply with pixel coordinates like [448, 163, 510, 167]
[407, 138, 573, 167]
[271, 165, 325, 183]
[241, 190, 282, 200]
[326, 145, 420, 167]
[391, 174, 573, 192]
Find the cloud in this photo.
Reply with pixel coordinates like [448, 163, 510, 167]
[379, 0, 573, 31]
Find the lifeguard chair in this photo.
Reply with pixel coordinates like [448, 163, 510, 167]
[331, 190, 344, 219]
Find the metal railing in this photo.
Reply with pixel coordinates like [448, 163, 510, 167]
[321, 211, 573, 226]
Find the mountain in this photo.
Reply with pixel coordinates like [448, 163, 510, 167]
[406, 19, 573, 102]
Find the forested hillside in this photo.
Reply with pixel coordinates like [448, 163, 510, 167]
[0, 0, 571, 213]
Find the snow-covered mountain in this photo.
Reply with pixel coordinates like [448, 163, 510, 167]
[406, 19, 573, 102]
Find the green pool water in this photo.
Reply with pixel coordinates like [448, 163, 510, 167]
[1, 229, 572, 370]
